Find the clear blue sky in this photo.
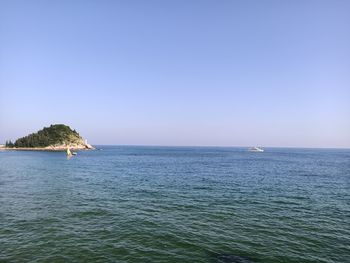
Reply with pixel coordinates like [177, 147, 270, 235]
[1, 0, 349, 147]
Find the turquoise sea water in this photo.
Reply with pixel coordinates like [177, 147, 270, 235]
[0, 146, 349, 263]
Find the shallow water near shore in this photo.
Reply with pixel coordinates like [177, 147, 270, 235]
[0, 146, 349, 262]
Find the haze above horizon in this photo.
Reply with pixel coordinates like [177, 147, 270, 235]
[1, 1, 349, 148]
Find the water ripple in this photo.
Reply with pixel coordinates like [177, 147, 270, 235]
[1, 147, 349, 262]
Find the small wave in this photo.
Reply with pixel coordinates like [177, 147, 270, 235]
[210, 252, 255, 263]
[69, 209, 112, 218]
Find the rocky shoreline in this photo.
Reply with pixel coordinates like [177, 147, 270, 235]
[0, 144, 95, 151]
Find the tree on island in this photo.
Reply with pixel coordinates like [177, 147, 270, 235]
[5, 140, 14, 148]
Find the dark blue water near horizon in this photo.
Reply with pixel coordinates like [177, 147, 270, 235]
[0, 146, 349, 262]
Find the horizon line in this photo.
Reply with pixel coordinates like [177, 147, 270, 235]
[91, 144, 350, 150]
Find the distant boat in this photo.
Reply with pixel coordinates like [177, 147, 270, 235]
[248, 147, 264, 152]
[66, 147, 77, 156]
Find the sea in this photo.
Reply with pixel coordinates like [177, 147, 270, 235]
[0, 146, 349, 263]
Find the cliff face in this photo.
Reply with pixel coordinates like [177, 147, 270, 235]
[10, 124, 92, 149]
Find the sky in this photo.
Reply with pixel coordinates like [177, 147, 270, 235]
[0, 0, 349, 148]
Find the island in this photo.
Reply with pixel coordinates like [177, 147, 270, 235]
[3, 124, 94, 151]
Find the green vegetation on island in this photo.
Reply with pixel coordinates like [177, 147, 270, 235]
[5, 124, 92, 149]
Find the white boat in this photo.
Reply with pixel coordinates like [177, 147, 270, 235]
[248, 147, 264, 152]
[66, 147, 77, 156]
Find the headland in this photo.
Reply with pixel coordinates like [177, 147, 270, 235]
[2, 124, 94, 151]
